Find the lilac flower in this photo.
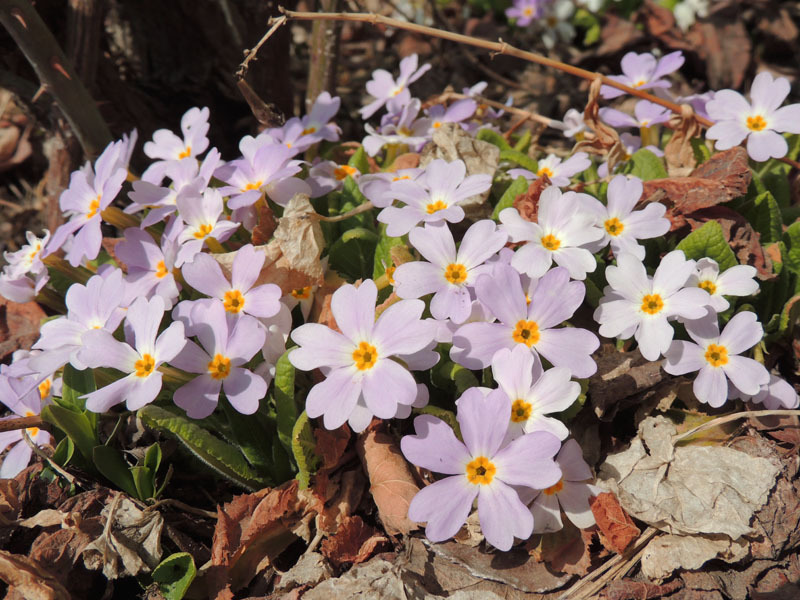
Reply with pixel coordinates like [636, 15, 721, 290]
[739, 374, 799, 410]
[289, 280, 438, 431]
[452, 264, 600, 377]
[142, 106, 210, 182]
[216, 138, 306, 209]
[401, 387, 562, 550]
[600, 51, 685, 99]
[527, 439, 601, 533]
[581, 175, 670, 260]
[174, 188, 239, 265]
[360, 54, 431, 119]
[540, 0, 576, 49]
[705, 71, 800, 162]
[181, 244, 281, 319]
[0, 230, 50, 303]
[687, 257, 759, 312]
[115, 223, 181, 305]
[307, 160, 361, 197]
[357, 167, 423, 209]
[377, 159, 491, 237]
[674, 0, 710, 31]
[393, 220, 508, 324]
[362, 99, 431, 156]
[499, 186, 603, 280]
[678, 91, 715, 121]
[30, 270, 127, 374]
[78, 296, 186, 412]
[426, 99, 477, 134]
[127, 149, 221, 227]
[558, 108, 587, 140]
[299, 92, 342, 145]
[594, 251, 711, 361]
[47, 140, 128, 266]
[506, 0, 544, 26]
[0, 375, 52, 478]
[600, 101, 671, 129]
[664, 312, 769, 407]
[491, 346, 579, 441]
[508, 152, 591, 188]
[172, 301, 267, 418]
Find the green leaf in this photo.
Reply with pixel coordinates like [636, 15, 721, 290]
[784, 221, 800, 277]
[59, 365, 95, 413]
[491, 176, 529, 220]
[144, 443, 162, 474]
[499, 149, 538, 173]
[131, 466, 155, 500]
[274, 350, 298, 455]
[431, 359, 479, 396]
[512, 128, 532, 153]
[691, 138, 711, 164]
[328, 227, 379, 280]
[477, 128, 511, 151]
[348, 146, 370, 174]
[675, 220, 738, 271]
[741, 191, 782, 245]
[93, 445, 138, 498]
[152, 552, 197, 600]
[625, 149, 668, 180]
[291, 411, 320, 489]
[41, 404, 98, 463]
[138, 405, 269, 491]
[372, 223, 406, 280]
[220, 397, 275, 478]
[51, 437, 74, 467]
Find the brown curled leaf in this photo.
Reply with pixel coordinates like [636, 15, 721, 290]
[589, 492, 640, 554]
[513, 173, 551, 223]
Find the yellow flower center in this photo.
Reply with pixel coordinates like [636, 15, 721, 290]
[543, 478, 564, 495]
[523, 7, 533, 16]
[698, 279, 717, 294]
[301, 126, 317, 136]
[24, 410, 39, 438]
[352, 341, 378, 371]
[242, 180, 263, 192]
[537, 166, 554, 178]
[28, 242, 42, 263]
[640, 293, 664, 315]
[426, 200, 448, 214]
[633, 79, 647, 88]
[444, 263, 468, 285]
[333, 165, 359, 181]
[38, 379, 51, 400]
[385, 266, 396, 285]
[510, 399, 532, 423]
[704, 343, 729, 368]
[432, 121, 442, 129]
[291, 286, 311, 300]
[541, 234, 561, 251]
[207, 353, 232, 380]
[466, 456, 496, 485]
[746, 115, 767, 132]
[223, 289, 245, 313]
[155, 260, 168, 278]
[87, 195, 101, 219]
[604, 217, 624, 236]
[178, 146, 192, 159]
[392, 86, 404, 97]
[134, 353, 156, 377]
[512, 319, 540, 347]
[193, 223, 213, 239]
[392, 175, 410, 182]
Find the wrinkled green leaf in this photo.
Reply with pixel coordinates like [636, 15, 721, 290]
[625, 149, 668, 180]
[676, 220, 738, 271]
[41, 404, 98, 463]
[130, 466, 155, 500]
[431, 359, 479, 396]
[512, 128, 532, 153]
[499, 149, 538, 173]
[741, 191, 782, 245]
[784, 221, 800, 277]
[691, 138, 711, 164]
[58, 365, 95, 413]
[274, 350, 298, 455]
[372, 223, 407, 280]
[221, 397, 274, 478]
[291, 411, 320, 489]
[51, 437, 74, 467]
[93, 445, 138, 498]
[477, 128, 511, 151]
[348, 146, 370, 174]
[329, 227, 379, 281]
[139, 405, 268, 491]
[144, 443, 161, 474]
[492, 176, 529, 220]
[152, 552, 196, 600]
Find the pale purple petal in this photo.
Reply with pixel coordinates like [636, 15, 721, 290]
[394, 262, 446, 299]
[663, 340, 706, 375]
[223, 368, 267, 415]
[154, 321, 186, 363]
[749, 71, 790, 114]
[530, 492, 563, 533]
[402, 415, 471, 474]
[0, 441, 32, 479]
[530, 368, 580, 413]
[174, 374, 221, 418]
[289, 324, 353, 370]
[126, 373, 163, 410]
[431, 285, 472, 323]
[457, 220, 508, 269]
[771, 104, 800, 134]
[653, 250, 694, 296]
[182, 253, 230, 298]
[372, 299, 432, 356]
[492, 346, 534, 401]
[231, 244, 265, 292]
[242, 284, 281, 318]
[558, 439, 593, 481]
[84, 376, 136, 412]
[747, 129, 787, 162]
[409, 222, 455, 267]
[635, 316, 674, 361]
[332, 280, 377, 343]
[227, 315, 266, 361]
[451, 322, 515, 370]
[408, 476, 477, 542]
[664, 287, 710, 320]
[493, 432, 562, 488]
[606, 253, 650, 301]
[607, 175, 643, 217]
[719, 311, 762, 354]
[559, 481, 598, 529]
[499, 208, 537, 243]
[305, 368, 362, 430]
[510, 242, 552, 279]
[722, 356, 768, 397]
[694, 365, 728, 407]
[528, 268, 584, 328]
[477, 481, 534, 550]
[362, 359, 417, 418]
[716, 265, 758, 297]
[475, 267, 527, 326]
[78, 329, 139, 372]
[535, 328, 598, 378]
[458, 388, 510, 458]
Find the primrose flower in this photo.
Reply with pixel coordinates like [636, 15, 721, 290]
[360, 54, 431, 119]
[142, 106, 210, 182]
[508, 152, 591, 188]
[401, 387, 562, 550]
[506, 0, 544, 26]
[181, 244, 281, 319]
[452, 264, 599, 377]
[491, 346, 579, 441]
[600, 101, 671, 129]
[307, 160, 361, 197]
[527, 439, 600, 533]
[362, 98, 431, 156]
[499, 187, 603, 280]
[600, 51, 685, 99]
[0, 375, 52, 478]
[426, 99, 477, 134]
[594, 251, 711, 361]
[582, 175, 670, 260]
[358, 167, 423, 209]
[393, 220, 508, 324]
[174, 188, 239, 265]
[377, 159, 492, 237]
[686, 257, 759, 312]
[78, 296, 186, 412]
[272, 92, 341, 154]
[674, 0, 710, 31]
[289, 280, 437, 431]
[172, 301, 267, 418]
[705, 71, 800, 162]
[558, 108, 588, 140]
[739, 374, 799, 410]
[540, 0, 576, 50]
[115, 223, 181, 306]
[0, 230, 51, 303]
[664, 312, 769, 407]
[47, 140, 128, 266]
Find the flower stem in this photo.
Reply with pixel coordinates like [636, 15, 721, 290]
[205, 237, 226, 254]
[42, 254, 94, 285]
[101, 205, 141, 231]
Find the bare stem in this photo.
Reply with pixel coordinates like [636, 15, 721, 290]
[673, 409, 800, 443]
[22, 429, 77, 486]
[313, 200, 374, 222]
[0, 415, 45, 433]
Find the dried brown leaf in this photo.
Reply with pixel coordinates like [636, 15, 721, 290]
[356, 427, 420, 536]
[320, 515, 389, 567]
[387, 152, 420, 172]
[664, 105, 704, 177]
[0, 550, 71, 600]
[575, 78, 625, 169]
[600, 578, 683, 600]
[313, 424, 351, 472]
[0, 479, 20, 525]
[529, 519, 598, 576]
[590, 492, 640, 554]
[512, 173, 551, 223]
[0, 297, 46, 362]
[251, 201, 278, 246]
[588, 350, 666, 420]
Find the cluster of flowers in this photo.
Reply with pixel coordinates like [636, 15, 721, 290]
[0, 49, 797, 550]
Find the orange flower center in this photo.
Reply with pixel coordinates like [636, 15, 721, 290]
[352, 341, 378, 371]
[301, 126, 317, 136]
[704, 343, 729, 368]
[155, 260, 168, 279]
[426, 200, 448, 214]
[543, 479, 564, 495]
[291, 286, 311, 300]
[512, 319, 540, 347]
[746, 115, 767, 132]
[466, 456, 496, 485]
[698, 279, 717, 294]
[87, 196, 101, 219]
[640, 293, 664, 315]
[511, 399, 532, 423]
[178, 146, 192, 159]
[604, 217, 624, 236]
[333, 165, 359, 181]
[541, 234, 561, 251]
[223, 289, 245, 313]
[207, 354, 231, 380]
[193, 223, 213, 239]
[385, 266, 396, 285]
[134, 354, 156, 377]
[24, 410, 39, 438]
[242, 180, 263, 192]
[444, 263, 468, 285]
[537, 166, 554, 178]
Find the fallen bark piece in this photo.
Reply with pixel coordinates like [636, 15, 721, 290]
[600, 577, 683, 600]
[641, 534, 749, 580]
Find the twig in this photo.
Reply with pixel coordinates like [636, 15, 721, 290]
[0, 415, 45, 433]
[145, 498, 218, 520]
[22, 429, 77, 486]
[313, 200, 374, 222]
[236, 15, 287, 80]
[673, 409, 800, 443]
[428, 90, 555, 128]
